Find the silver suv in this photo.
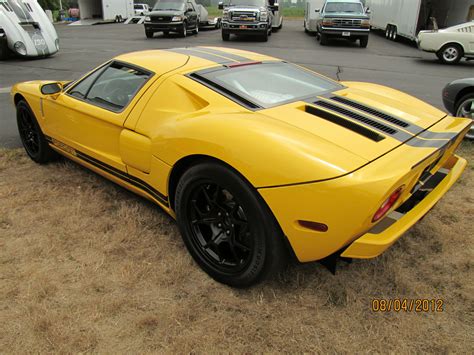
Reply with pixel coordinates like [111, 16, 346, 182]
[219, 0, 276, 42]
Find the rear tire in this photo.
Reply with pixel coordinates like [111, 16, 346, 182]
[360, 36, 368, 48]
[222, 31, 230, 41]
[437, 43, 463, 64]
[16, 100, 58, 164]
[175, 162, 288, 287]
[391, 26, 397, 41]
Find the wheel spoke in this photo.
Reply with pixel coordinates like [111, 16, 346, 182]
[191, 199, 206, 217]
[192, 215, 219, 225]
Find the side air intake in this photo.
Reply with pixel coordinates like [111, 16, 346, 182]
[314, 100, 398, 135]
[330, 96, 409, 128]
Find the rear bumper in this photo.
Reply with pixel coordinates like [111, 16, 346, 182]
[341, 155, 466, 258]
[145, 22, 183, 32]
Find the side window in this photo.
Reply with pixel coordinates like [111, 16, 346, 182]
[68, 67, 104, 99]
[85, 62, 151, 111]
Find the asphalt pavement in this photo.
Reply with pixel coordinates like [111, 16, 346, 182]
[1, 19, 472, 148]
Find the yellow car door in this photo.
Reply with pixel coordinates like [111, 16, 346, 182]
[42, 61, 154, 171]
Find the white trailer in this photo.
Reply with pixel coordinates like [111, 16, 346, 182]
[304, 0, 325, 33]
[0, 0, 59, 59]
[366, 0, 474, 41]
[77, 0, 134, 24]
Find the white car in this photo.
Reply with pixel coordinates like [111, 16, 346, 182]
[417, 21, 474, 64]
[0, 0, 59, 59]
[134, 3, 149, 16]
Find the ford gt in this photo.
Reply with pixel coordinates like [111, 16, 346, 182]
[11, 47, 471, 287]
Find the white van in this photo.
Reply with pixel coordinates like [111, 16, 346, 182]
[270, 0, 283, 29]
[304, 0, 325, 33]
[0, 0, 59, 59]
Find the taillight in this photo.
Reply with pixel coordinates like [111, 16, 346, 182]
[372, 186, 404, 222]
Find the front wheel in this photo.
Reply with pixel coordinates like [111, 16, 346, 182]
[437, 43, 463, 64]
[175, 162, 288, 287]
[16, 100, 58, 164]
[222, 31, 230, 41]
[261, 29, 268, 42]
[319, 33, 328, 45]
[455, 94, 474, 139]
[180, 22, 187, 38]
[193, 19, 201, 35]
[0, 35, 9, 60]
[360, 36, 368, 48]
[145, 29, 154, 38]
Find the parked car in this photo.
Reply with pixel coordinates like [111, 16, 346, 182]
[443, 78, 474, 139]
[134, 3, 149, 16]
[11, 47, 471, 286]
[417, 21, 474, 64]
[316, 0, 371, 47]
[304, 0, 326, 34]
[219, 0, 275, 42]
[144, 0, 199, 38]
[269, 0, 283, 30]
[0, 0, 59, 59]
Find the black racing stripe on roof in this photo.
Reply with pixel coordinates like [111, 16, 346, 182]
[164, 48, 234, 64]
[196, 47, 252, 62]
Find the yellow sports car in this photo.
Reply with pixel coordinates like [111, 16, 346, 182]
[11, 47, 471, 287]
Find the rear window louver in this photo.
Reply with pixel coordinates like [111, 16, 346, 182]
[330, 96, 409, 128]
[314, 100, 397, 135]
[305, 105, 385, 142]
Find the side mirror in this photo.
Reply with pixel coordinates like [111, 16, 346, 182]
[366, 9, 371, 15]
[218, 2, 224, 10]
[272, 4, 279, 10]
[41, 82, 63, 96]
[315, 8, 320, 12]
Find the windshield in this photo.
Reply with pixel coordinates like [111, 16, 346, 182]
[226, 0, 266, 7]
[325, 2, 364, 14]
[193, 62, 342, 108]
[153, 0, 185, 11]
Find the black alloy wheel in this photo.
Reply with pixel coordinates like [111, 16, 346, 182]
[16, 100, 57, 164]
[175, 162, 287, 287]
[187, 183, 254, 273]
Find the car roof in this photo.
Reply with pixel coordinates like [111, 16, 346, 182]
[114, 47, 278, 75]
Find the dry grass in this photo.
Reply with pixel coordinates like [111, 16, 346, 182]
[1, 143, 473, 353]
